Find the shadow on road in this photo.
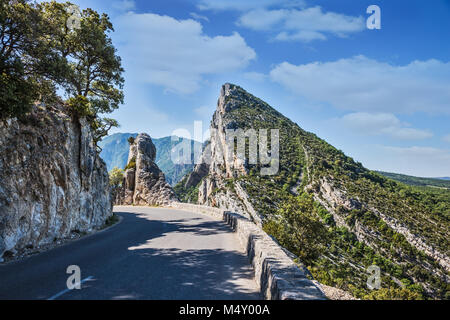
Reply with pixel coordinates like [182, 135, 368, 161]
[89, 211, 261, 300]
[0, 209, 261, 300]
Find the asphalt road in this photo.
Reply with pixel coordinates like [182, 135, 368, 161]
[0, 207, 260, 300]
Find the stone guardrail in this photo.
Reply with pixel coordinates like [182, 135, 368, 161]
[169, 202, 326, 300]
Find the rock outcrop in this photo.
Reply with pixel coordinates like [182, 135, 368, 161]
[192, 84, 263, 222]
[115, 133, 177, 206]
[0, 104, 112, 262]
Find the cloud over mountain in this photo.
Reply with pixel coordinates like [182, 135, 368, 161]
[114, 12, 256, 94]
[270, 56, 450, 114]
[337, 112, 432, 140]
[238, 6, 365, 42]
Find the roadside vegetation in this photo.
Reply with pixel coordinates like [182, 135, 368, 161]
[0, 0, 124, 146]
[103, 214, 120, 229]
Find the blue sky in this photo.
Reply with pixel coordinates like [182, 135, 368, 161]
[68, 0, 450, 177]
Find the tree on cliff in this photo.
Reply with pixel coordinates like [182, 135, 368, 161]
[0, 0, 124, 145]
[41, 2, 124, 115]
[263, 193, 329, 265]
[0, 0, 66, 119]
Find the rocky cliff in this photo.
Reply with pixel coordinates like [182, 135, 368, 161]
[0, 104, 112, 262]
[115, 133, 177, 206]
[99, 133, 200, 186]
[175, 83, 450, 299]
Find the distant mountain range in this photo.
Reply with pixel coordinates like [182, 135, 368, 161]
[98, 133, 201, 186]
[377, 171, 450, 189]
[99, 133, 138, 171]
[100, 133, 450, 191]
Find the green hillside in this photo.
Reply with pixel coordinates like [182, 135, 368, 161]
[99, 133, 138, 171]
[378, 171, 450, 189]
[152, 136, 201, 186]
[175, 84, 450, 300]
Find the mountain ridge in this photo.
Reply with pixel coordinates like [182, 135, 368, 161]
[377, 171, 450, 189]
[175, 83, 450, 300]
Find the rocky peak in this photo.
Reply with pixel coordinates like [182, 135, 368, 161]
[116, 133, 177, 206]
[175, 83, 450, 299]
[216, 83, 262, 117]
[133, 133, 156, 162]
[217, 83, 241, 114]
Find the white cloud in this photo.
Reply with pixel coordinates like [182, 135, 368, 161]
[114, 12, 256, 94]
[243, 71, 268, 82]
[338, 113, 432, 140]
[237, 9, 288, 30]
[197, 0, 305, 11]
[275, 30, 327, 42]
[189, 12, 209, 22]
[384, 146, 450, 160]
[443, 134, 450, 143]
[238, 7, 365, 42]
[109, 90, 170, 136]
[368, 146, 450, 177]
[270, 56, 450, 114]
[112, 0, 136, 11]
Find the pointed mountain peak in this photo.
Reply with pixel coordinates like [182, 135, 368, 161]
[217, 83, 271, 116]
[220, 83, 240, 97]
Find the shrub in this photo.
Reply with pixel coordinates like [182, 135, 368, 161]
[124, 156, 136, 170]
[109, 167, 124, 187]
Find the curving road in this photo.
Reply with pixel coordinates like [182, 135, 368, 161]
[0, 207, 260, 300]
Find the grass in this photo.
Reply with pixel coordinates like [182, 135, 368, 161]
[102, 214, 120, 229]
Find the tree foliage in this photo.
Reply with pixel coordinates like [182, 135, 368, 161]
[0, 0, 60, 119]
[41, 2, 124, 114]
[109, 166, 124, 187]
[0, 0, 124, 144]
[264, 193, 329, 265]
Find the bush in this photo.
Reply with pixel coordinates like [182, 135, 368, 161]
[124, 156, 136, 170]
[263, 194, 329, 264]
[67, 95, 95, 118]
[109, 167, 124, 187]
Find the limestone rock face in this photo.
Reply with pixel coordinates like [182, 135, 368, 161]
[180, 84, 251, 209]
[192, 84, 257, 220]
[0, 104, 112, 261]
[183, 142, 211, 189]
[116, 134, 177, 206]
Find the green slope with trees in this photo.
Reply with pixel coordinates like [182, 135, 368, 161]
[377, 171, 450, 189]
[176, 84, 450, 300]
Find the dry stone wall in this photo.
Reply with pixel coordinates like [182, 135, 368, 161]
[169, 202, 326, 300]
